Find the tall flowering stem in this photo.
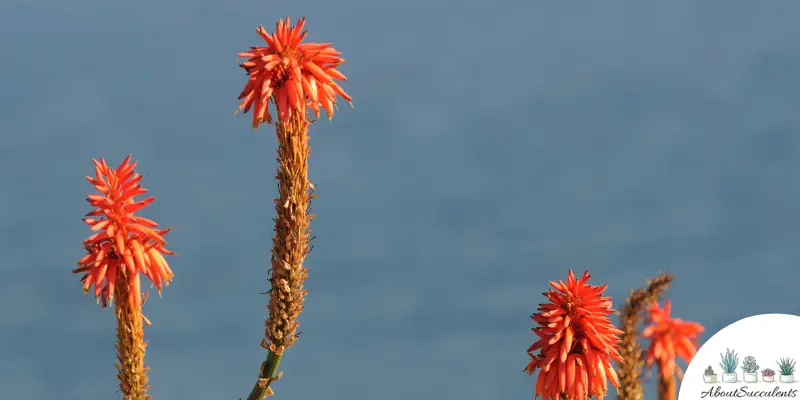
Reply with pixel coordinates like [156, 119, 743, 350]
[643, 300, 704, 400]
[74, 156, 174, 400]
[525, 270, 624, 400]
[115, 268, 151, 399]
[235, 17, 351, 400]
[616, 273, 673, 400]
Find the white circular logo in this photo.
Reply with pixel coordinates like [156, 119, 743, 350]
[679, 313, 800, 399]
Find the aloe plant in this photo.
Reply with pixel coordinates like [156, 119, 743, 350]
[778, 358, 796, 376]
[720, 348, 739, 374]
[704, 366, 716, 376]
[742, 355, 759, 373]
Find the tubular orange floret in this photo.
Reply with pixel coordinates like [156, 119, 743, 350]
[236, 16, 352, 128]
[526, 270, 624, 400]
[643, 300, 705, 380]
[74, 155, 175, 309]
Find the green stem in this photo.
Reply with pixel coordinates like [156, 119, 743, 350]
[245, 350, 283, 400]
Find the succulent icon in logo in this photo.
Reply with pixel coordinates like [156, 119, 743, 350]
[778, 358, 796, 383]
[719, 348, 739, 383]
[762, 368, 776, 383]
[742, 356, 759, 383]
[703, 366, 718, 383]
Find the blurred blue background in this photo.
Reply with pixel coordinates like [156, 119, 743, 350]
[2, 1, 800, 398]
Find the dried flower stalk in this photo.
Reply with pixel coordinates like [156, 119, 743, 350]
[114, 268, 151, 400]
[246, 113, 314, 400]
[615, 273, 673, 400]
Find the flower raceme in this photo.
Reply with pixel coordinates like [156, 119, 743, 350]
[236, 16, 352, 128]
[526, 270, 624, 400]
[643, 300, 704, 380]
[74, 155, 174, 309]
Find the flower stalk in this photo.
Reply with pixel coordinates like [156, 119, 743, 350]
[74, 156, 174, 400]
[616, 273, 673, 400]
[235, 17, 351, 399]
[247, 114, 313, 400]
[114, 269, 151, 400]
[643, 300, 704, 400]
[658, 373, 676, 400]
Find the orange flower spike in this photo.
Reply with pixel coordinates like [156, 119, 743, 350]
[236, 16, 352, 128]
[526, 270, 623, 399]
[642, 300, 705, 380]
[74, 155, 175, 308]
